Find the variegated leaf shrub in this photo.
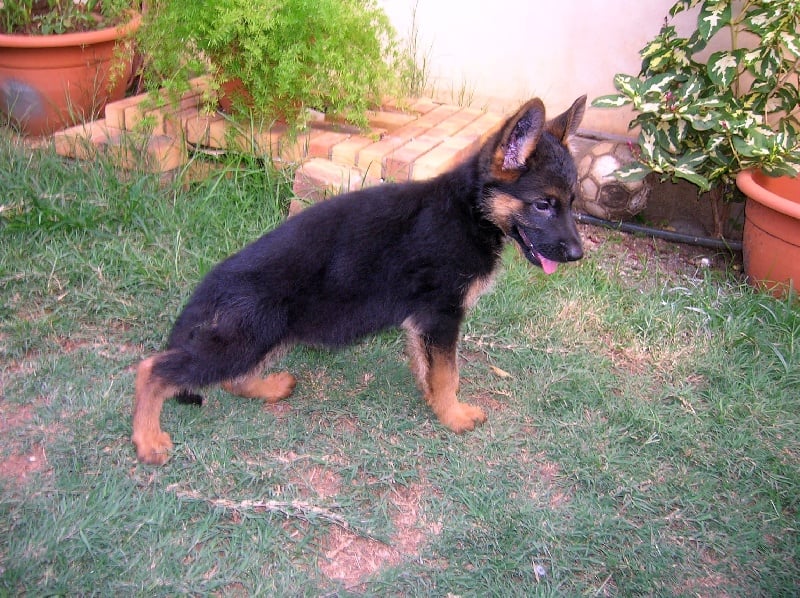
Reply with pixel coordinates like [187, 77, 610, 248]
[593, 0, 800, 200]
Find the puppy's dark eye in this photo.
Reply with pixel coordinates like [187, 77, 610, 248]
[534, 199, 553, 212]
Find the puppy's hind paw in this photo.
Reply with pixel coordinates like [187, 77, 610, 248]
[262, 372, 296, 403]
[223, 371, 296, 403]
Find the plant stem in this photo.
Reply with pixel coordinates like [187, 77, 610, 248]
[708, 184, 726, 238]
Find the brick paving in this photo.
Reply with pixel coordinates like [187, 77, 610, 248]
[50, 77, 506, 208]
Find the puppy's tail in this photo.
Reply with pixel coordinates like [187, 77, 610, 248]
[174, 390, 204, 406]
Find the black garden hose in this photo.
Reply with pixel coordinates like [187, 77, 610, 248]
[574, 212, 743, 252]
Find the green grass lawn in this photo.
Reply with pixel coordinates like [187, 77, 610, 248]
[1, 134, 798, 596]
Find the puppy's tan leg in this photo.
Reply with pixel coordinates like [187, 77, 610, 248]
[424, 347, 486, 432]
[405, 324, 486, 432]
[132, 355, 178, 465]
[222, 371, 296, 403]
[405, 325, 430, 394]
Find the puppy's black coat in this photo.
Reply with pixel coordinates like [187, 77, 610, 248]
[132, 95, 586, 465]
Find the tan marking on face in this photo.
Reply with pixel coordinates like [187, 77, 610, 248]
[542, 185, 572, 208]
[486, 191, 524, 233]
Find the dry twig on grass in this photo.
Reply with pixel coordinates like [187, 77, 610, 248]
[168, 486, 353, 530]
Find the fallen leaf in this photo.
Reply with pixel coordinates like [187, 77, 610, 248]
[489, 365, 513, 378]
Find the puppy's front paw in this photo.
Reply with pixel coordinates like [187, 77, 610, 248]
[133, 430, 173, 465]
[439, 401, 487, 433]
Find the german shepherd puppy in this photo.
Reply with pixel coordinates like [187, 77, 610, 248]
[132, 95, 586, 465]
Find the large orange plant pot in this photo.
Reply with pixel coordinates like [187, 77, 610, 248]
[0, 14, 140, 136]
[736, 169, 800, 298]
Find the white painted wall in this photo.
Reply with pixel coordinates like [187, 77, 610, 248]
[378, 0, 696, 136]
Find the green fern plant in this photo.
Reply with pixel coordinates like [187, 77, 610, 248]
[593, 0, 800, 234]
[139, 0, 398, 129]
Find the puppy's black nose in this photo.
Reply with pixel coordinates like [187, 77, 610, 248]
[564, 241, 583, 262]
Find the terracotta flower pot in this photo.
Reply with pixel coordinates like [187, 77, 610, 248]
[736, 169, 800, 298]
[217, 77, 253, 115]
[0, 13, 140, 136]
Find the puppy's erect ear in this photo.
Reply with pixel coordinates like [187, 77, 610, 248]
[545, 95, 586, 145]
[490, 98, 546, 181]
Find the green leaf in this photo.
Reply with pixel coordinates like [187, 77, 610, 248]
[777, 118, 800, 145]
[641, 27, 690, 73]
[697, 1, 731, 42]
[763, 162, 800, 178]
[642, 73, 679, 95]
[705, 136, 730, 165]
[732, 133, 770, 158]
[637, 101, 663, 114]
[744, 7, 776, 37]
[668, 0, 699, 18]
[646, 50, 673, 73]
[613, 73, 641, 96]
[641, 27, 675, 59]
[615, 161, 652, 182]
[780, 31, 800, 59]
[641, 37, 666, 60]
[673, 167, 711, 190]
[638, 128, 658, 161]
[685, 28, 708, 54]
[746, 48, 782, 82]
[592, 94, 631, 108]
[675, 150, 707, 171]
[687, 108, 720, 131]
[655, 119, 687, 153]
[706, 163, 732, 183]
[769, 85, 800, 115]
[677, 75, 704, 101]
[648, 144, 673, 171]
[707, 50, 742, 88]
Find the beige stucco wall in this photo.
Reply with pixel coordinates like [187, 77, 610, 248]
[378, 0, 695, 136]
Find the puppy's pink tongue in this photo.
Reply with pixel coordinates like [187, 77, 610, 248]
[537, 254, 559, 275]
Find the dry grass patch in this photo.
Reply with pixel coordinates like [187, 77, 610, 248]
[319, 482, 434, 589]
[0, 403, 50, 486]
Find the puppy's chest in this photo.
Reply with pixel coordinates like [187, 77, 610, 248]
[461, 271, 498, 311]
